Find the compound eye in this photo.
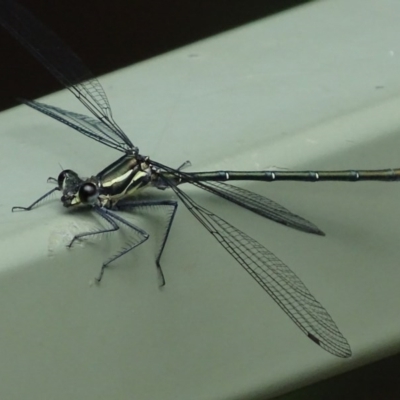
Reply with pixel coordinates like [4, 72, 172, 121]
[79, 183, 98, 204]
[57, 169, 73, 189]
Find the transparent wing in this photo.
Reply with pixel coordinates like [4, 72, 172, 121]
[192, 181, 325, 235]
[21, 99, 129, 153]
[169, 183, 351, 357]
[0, 0, 135, 150]
[152, 161, 325, 236]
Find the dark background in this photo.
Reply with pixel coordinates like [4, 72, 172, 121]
[0, 0, 311, 111]
[1, 0, 400, 398]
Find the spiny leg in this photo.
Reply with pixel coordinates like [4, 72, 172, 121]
[11, 186, 59, 211]
[67, 207, 120, 248]
[93, 207, 150, 283]
[118, 200, 178, 286]
[176, 160, 191, 171]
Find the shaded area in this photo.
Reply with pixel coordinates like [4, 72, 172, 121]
[269, 353, 400, 400]
[0, 0, 311, 111]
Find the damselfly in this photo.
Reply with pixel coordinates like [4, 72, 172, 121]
[2, 0, 399, 358]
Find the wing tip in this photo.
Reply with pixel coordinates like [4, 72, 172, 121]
[308, 332, 352, 358]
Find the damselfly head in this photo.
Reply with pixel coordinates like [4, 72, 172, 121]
[57, 170, 99, 208]
[61, 180, 100, 208]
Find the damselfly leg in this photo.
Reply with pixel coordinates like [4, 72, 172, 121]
[11, 186, 59, 211]
[90, 200, 179, 284]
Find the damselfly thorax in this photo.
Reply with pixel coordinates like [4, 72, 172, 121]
[57, 153, 158, 209]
